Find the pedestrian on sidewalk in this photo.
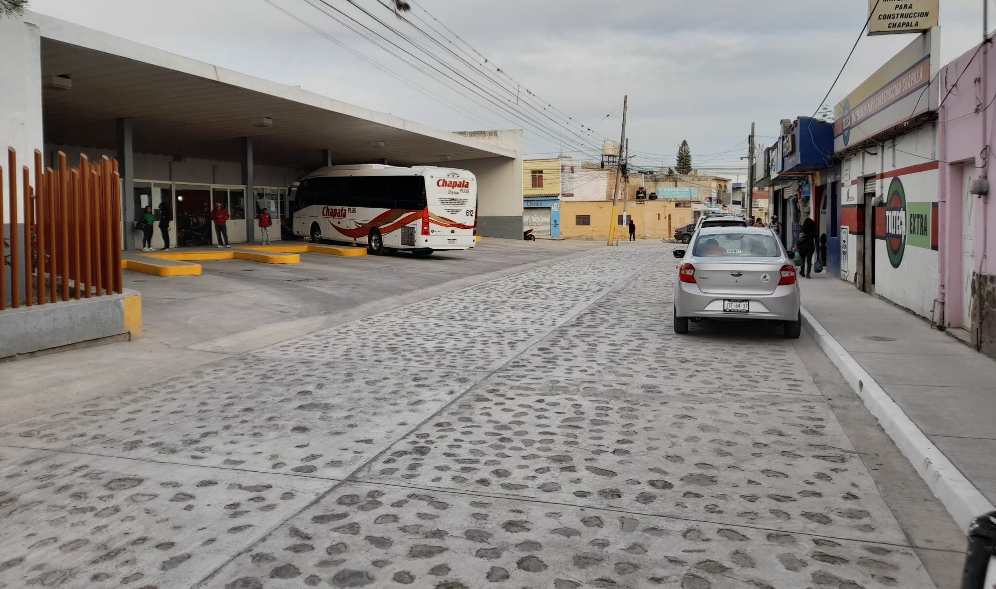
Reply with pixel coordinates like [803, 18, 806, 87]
[628, 219, 636, 241]
[755, 217, 765, 228]
[211, 202, 231, 248]
[140, 205, 156, 251]
[795, 217, 817, 278]
[258, 207, 273, 245]
[158, 200, 173, 250]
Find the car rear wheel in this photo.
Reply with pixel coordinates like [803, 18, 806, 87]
[673, 306, 689, 334]
[784, 313, 802, 339]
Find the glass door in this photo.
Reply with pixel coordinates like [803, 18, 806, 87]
[177, 185, 214, 247]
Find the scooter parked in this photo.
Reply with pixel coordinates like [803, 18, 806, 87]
[523, 228, 536, 241]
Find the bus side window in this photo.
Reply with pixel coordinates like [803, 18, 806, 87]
[391, 176, 426, 210]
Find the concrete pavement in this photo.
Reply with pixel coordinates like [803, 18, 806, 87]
[0, 243, 964, 588]
[799, 275, 996, 530]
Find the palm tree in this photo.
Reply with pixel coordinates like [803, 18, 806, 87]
[1, 0, 28, 17]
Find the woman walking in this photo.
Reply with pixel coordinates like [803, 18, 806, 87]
[140, 205, 156, 251]
[796, 217, 817, 278]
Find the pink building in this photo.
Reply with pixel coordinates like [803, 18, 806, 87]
[938, 38, 995, 355]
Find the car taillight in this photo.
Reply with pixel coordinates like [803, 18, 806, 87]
[679, 263, 696, 283]
[779, 264, 797, 285]
[421, 207, 430, 236]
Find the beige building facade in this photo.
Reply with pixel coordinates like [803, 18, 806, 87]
[560, 200, 695, 240]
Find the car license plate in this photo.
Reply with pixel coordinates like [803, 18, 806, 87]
[723, 300, 749, 313]
[448, 239, 456, 244]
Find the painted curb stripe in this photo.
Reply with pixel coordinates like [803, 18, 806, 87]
[801, 306, 995, 533]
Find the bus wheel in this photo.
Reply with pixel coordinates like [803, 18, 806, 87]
[367, 229, 384, 255]
[310, 223, 322, 244]
[411, 249, 433, 258]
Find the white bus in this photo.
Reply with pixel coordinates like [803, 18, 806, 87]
[289, 164, 477, 257]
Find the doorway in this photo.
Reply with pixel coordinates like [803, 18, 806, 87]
[962, 165, 978, 328]
[860, 189, 875, 294]
[176, 187, 213, 247]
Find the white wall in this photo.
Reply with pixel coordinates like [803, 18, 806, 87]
[0, 16, 44, 224]
[46, 144, 295, 187]
[840, 124, 938, 317]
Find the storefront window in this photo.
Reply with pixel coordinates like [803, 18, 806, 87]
[229, 189, 246, 220]
[134, 182, 152, 221]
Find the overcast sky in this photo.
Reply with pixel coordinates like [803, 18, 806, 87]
[31, 0, 987, 178]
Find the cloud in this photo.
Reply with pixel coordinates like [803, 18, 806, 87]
[30, 0, 986, 172]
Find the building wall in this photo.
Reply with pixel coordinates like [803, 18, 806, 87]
[938, 41, 996, 354]
[839, 123, 939, 318]
[522, 158, 561, 198]
[560, 200, 694, 240]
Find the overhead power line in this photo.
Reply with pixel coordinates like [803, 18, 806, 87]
[811, 0, 881, 117]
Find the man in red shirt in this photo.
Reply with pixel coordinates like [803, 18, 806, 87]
[258, 207, 273, 245]
[210, 202, 231, 248]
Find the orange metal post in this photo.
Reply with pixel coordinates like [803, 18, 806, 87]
[59, 152, 69, 301]
[80, 155, 91, 298]
[102, 158, 113, 296]
[0, 162, 6, 312]
[7, 150, 20, 308]
[24, 183, 33, 307]
[91, 169, 102, 296]
[71, 169, 81, 299]
[35, 160, 46, 304]
[111, 171, 122, 294]
[47, 168, 57, 303]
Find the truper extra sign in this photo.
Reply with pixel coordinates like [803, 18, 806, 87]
[868, 0, 939, 35]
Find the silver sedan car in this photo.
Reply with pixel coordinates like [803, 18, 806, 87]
[672, 226, 802, 338]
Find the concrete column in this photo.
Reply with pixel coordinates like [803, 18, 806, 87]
[321, 149, 332, 167]
[116, 118, 135, 251]
[242, 137, 255, 243]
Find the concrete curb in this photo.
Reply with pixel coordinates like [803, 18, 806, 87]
[801, 306, 996, 533]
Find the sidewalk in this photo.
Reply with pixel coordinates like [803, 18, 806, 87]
[799, 274, 996, 530]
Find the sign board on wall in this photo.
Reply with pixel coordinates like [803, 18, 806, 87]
[834, 28, 939, 153]
[868, 0, 938, 35]
[656, 187, 699, 200]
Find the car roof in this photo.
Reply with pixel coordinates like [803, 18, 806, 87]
[697, 226, 775, 235]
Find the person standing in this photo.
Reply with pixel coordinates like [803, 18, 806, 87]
[796, 217, 817, 278]
[211, 202, 231, 248]
[158, 200, 173, 251]
[258, 207, 273, 245]
[140, 205, 156, 251]
[628, 219, 636, 241]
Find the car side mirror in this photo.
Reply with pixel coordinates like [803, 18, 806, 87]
[673, 249, 685, 258]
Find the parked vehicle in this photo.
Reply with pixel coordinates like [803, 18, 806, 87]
[290, 164, 477, 257]
[674, 223, 696, 244]
[694, 214, 749, 232]
[523, 228, 536, 241]
[672, 227, 801, 338]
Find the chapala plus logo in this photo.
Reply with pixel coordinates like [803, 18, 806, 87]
[884, 178, 907, 268]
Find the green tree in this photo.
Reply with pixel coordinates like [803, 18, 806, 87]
[675, 140, 692, 175]
[1, 0, 28, 18]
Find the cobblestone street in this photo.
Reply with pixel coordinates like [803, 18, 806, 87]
[0, 245, 944, 588]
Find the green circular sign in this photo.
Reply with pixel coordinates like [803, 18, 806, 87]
[885, 178, 906, 269]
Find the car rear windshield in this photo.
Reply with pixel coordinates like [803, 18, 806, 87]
[702, 220, 747, 227]
[693, 232, 781, 258]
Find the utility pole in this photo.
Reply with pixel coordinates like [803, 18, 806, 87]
[622, 138, 630, 219]
[607, 95, 628, 246]
[747, 122, 756, 221]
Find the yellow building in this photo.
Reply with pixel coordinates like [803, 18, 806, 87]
[560, 200, 695, 240]
[522, 158, 562, 198]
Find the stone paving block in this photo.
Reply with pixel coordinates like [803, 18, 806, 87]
[354, 374, 905, 544]
[0, 357, 477, 479]
[203, 482, 934, 589]
[0, 446, 330, 589]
